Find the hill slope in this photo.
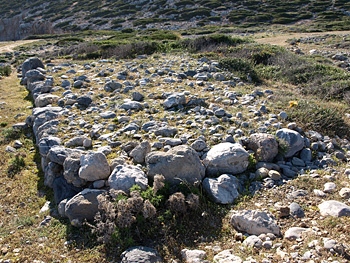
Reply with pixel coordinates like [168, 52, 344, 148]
[0, 0, 349, 40]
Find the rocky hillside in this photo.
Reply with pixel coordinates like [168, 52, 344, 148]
[0, 0, 350, 40]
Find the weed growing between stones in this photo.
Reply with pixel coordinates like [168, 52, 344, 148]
[90, 177, 220, 258]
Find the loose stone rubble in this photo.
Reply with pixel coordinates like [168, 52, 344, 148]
[16, 56, 350, 262]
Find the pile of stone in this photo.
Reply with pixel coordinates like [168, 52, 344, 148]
[17, 57, 350, 262]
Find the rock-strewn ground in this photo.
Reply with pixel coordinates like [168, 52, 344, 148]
[1, 36, 350, 262]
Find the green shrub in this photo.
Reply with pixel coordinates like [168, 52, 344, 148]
[0, 65, 11, 76]
[219, 58, 260, 83]
[7, 155, 26, 177]
[287, 100, 350, 138]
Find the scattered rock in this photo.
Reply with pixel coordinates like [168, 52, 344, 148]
[181, 249, 207, 263]
[213, 250, 242, 263]
[230, 210, 281, 236]
[318, 200, 350, 217]
[120, 246, 163, 263]
[284, 227, 309, 240]
[243, 235, 263, 248]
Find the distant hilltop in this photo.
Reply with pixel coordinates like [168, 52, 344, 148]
[0, 0, 349, 40]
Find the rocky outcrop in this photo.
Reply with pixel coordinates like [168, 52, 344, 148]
[0, 14, 54, 41]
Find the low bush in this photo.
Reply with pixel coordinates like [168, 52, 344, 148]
[0, 64, 11, 76]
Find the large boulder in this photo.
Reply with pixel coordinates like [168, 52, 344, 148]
[108, 165, 148, 193]
[203, 143, 250, 177]
[203, 174, 240, 204]
[276, 128, 304, 158]
[121, 246, 163, 263]
[230, 210, 281, 236]
[64, 189, 106, 226]
[79, 152, 110, 181]
[246, 133, 278, 162]
[146, 145, 205, 185]
[21, 57, 45, 76]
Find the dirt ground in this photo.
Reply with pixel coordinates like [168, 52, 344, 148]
[0, 40, 41, 53]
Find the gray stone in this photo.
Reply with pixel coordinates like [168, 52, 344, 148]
[318, 200, 350, 217]
[203, 143, 250, 176]
[276, 128, 305, 158]
[65, 189, 106, 226]
[63, 154, 86, 188]
[65, 136, 86, 147]
[203, 174, 240, 204]
[284, 227, 309, 240]
[268, 170, 281, 180]
[132, 91, 144, 102]
[230, 210, 280, 236]
[213, 249, 242, 263]
[52, 176, 82, 204]
[163, 138, 183, 146]
[121, 246, 163, 263]
[243, 235, 262, 248]
[191, 139, 207, 152]
[129, 141, 151, 164]
[25, 69, 45, 84]
[76, 95, 92, 108]
[154, 126, 177, 137]
[324, 182, 336, 193]
[339, 188, 350, 199]
[163, 92, 186, 109]
[22, 57, 45, 77]
[181, 249, 207, 263]
[300, 148, 312, 162]
[104, 81, 122, 92]
[289, 202, 305, 218]
[120, 100, 143, 111]
[58, 199, 68, 218]
[38, 136, 61, 157]
[44, 161, 63, 188]
[47, 146, 73, 165]
[291, 157, 305, 167]
[146, 145, 205, 185]
[61, 79, 71, 88]
[108, 165, 148, 193]
[79, 152, 110, 181]
[34, 94, 60, 107]
[247, 133, 278, 162]
[73, 80, 83, 88]
[100, 111, 117, 119]
[255, 167, 269, 179]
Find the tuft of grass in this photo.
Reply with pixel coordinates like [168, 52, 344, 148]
[7, 154, 26, 177]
